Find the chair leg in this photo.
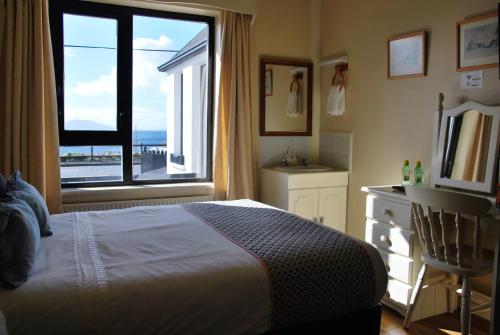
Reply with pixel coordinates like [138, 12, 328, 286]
[403, 264, 427, 328]
[461, 276, 471, 335]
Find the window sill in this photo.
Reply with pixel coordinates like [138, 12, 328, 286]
[62, 182, 214, 204]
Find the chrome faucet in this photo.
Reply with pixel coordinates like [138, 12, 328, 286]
[281, 146, 297, 166]
[281, 153, 289, 166]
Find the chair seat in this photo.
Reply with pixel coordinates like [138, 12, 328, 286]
[422, 244, 494, 276]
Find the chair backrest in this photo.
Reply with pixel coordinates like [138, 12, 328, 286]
[405, 186, 491, 269]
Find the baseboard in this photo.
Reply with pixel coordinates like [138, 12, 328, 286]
[471, 290, 491, 321]
[444, 281, 491, 321]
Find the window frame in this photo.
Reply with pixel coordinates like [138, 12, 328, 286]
[49, 0, 215, 188]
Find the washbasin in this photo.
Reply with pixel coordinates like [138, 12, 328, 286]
[274, 165, 333, 172]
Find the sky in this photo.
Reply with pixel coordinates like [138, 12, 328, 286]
[63, 14, 206, 131]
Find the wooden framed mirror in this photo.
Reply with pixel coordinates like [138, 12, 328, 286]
[260, 58, 312, 136]
[432, 101, 500, 194]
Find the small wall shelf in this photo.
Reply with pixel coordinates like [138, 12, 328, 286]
[320, 55, 348, 67]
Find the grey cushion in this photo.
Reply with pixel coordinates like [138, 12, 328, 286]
[0, 199, 40, 289]
[7, 171, 52, 237]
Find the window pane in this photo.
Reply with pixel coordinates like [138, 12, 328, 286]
[60, 146, 123, 184]
[132, 15, 208, 181]
[63, 14, 117, 131]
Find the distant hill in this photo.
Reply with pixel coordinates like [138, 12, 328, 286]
[65, 119, 115, 131]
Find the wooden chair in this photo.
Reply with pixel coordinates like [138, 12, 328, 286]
[403, 186, 494, 334]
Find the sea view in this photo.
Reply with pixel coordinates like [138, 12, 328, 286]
[59, 130, 166, 156]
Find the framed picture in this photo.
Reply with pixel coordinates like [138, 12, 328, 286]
[387, 31, 426, 79]
[457, 11, 498, 72]
[265, 69, 273, 96]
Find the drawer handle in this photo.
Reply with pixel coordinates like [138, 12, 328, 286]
[380, 235, 392, 246]
[383, 208, 393, 216]
[319, 216, 324, 224]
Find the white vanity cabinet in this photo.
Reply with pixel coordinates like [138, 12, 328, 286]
[362, 186, 448, 321]
[260, 168, 348, 232]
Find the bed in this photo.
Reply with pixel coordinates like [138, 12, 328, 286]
[0, 200, 387, 335]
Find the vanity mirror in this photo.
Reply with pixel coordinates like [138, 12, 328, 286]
[432, 101, 500, 193]
[260, 58, 312, 136]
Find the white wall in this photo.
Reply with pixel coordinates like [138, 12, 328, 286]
[320, 0, 500, 295]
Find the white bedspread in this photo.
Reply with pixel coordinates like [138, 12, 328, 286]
[0, 203, 272, 335]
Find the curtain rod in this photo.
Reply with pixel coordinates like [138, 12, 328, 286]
[134, 0, 257, 16]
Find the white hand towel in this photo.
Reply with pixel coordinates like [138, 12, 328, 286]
[287, 84, 302, 117]
[326, 84, 345, 116]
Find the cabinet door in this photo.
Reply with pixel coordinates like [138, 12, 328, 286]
[318, 186, 347, 232]
[288, 189, 319, 221]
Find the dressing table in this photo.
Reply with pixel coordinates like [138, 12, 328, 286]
[362, 186, 499, 332]
[362, 186, 449, 320]
[363, 100, 500, 334]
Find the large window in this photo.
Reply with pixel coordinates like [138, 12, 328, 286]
[50, 0, 214, 187]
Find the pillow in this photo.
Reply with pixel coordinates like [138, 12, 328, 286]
[0, 174, 6, 197]
[7, 191, 52, 237]
[0, 199, 40, 289]
[7, 171, 52, 237]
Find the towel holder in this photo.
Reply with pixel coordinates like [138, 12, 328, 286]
[331, 63, 348, 88]
[320, 56, 348, 67]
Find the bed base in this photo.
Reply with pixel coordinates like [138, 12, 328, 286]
[263, 304, 382, 335]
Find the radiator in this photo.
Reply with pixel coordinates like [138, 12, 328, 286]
[62, 195, 214, 213]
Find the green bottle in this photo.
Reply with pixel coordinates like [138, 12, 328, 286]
[414, 160, 423, 185]
[402, 160, 410, 186]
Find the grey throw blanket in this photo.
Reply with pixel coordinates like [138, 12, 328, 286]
[182, 202, 380, 329]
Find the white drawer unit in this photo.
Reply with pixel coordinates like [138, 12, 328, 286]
[378, 248, 413, 284]
[362, 186, 448, 321]
[365, 219, 413, 257]
[366, 195, 412, 229]
[261, 168, 348, 232]
[386, 278, 412, 307]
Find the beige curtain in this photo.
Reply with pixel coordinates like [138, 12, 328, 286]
[214, 11, 256, 200]
[0, 0, 61, 213]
